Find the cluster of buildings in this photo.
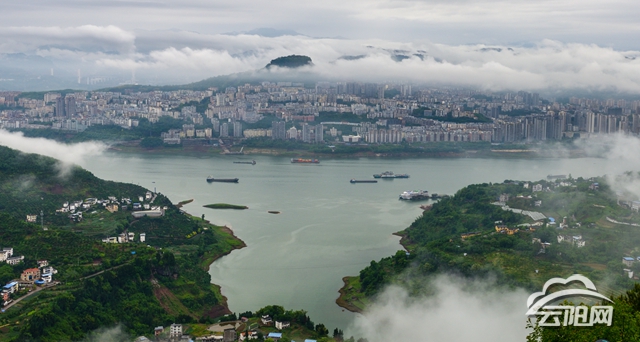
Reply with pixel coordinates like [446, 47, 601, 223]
[102, 232, 146, 244]
[152, 323, 191, 342]
[54, 191, 163, 224]
[2, 84, 640, 146]
[173, 314, 319, 342]
[2, 256, 57, 307]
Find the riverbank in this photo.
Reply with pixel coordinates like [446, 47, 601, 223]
[335, 276, 366, 313]
[109, 140, 584, 159]
[335, 231, 412, 313]
[179, 210, 248, 318]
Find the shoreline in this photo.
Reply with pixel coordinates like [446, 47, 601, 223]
[335, 230, 411, 313]
[180, 208, 247, 317]
[335, 277, 364, 313]
[107, 142, 587, 160]
[204, 225, 247, 317]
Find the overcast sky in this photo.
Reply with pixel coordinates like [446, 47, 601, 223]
[1, 0, 640, 92]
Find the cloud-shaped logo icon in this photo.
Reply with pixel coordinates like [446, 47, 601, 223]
[526, 274, 613, 316]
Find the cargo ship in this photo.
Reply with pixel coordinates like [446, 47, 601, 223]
[399, 190, 430, 200]
[350, 179, 378, 184]
[233, 160, 256, 165]
[373, 171, 410, 179]
[291, 158, 320, 164]
[206, 176, 239, 183]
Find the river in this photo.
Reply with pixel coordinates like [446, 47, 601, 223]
[83, 153, 619, 331]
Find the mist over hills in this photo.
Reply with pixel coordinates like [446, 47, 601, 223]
[1, 26, 640, 96]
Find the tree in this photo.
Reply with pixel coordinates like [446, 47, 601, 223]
[140, 137, 164, 148]
[315, 323, 329, 337]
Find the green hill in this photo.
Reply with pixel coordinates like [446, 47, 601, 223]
[265, 55, 313, 69]
[341, 176, 640, 309]
[0, 146, 245, 341]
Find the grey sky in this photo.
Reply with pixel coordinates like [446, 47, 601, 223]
[1, 0, 639, 92]
[2, 0, 639, 47]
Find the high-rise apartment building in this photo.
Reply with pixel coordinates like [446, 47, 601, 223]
[271, 121, 286, 140]
[64, 95, 76, 117]
[233, 121, 243, 137]
[220, 123, 229, 137]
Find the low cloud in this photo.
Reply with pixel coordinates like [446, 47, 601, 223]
[1, 25, 640, 92]
[349, 274, 529, 342]
[575, 134, 640, 199]
[0, 130, 107, 175]
[95, 34, 640, 93]
[79, 324, 132, 342]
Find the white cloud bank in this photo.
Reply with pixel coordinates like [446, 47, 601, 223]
[1, 25, 640, 93]
[349, 275, 529, 342]
[0, 130, 107, 170]
[575, 134, 640, 199]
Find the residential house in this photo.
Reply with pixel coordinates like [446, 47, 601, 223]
[275, 321, 290, 330]
[21, 268, 41, 282]
[557, 235, 586, 248]
[266, 332, 282, 341]
[37, 260, 48, 267]
[499, 193, 510, 202]
[532, 184, 543, 192]
[223, 328, 236, 342]
[0, 250, 9, 262]
[623, 257, 635, 267]
[41, 273, 53, 283]
[170, 323, 182, 337]
[261, 315, 273, 325]
[154, 326, 164, 337]
[106, 204, 119, 213]
[41, 266, 57, 275]
[1, 247, 14, 259]
[6, 255, 24, 265]
[239, 331, 258, 341]
[495, 225, 519, 235]
[3, 281, 18, 294]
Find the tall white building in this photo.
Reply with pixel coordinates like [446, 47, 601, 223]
[170, 323, 182, 337]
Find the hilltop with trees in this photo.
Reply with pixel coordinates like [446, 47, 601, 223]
[339, 175, 640, 339]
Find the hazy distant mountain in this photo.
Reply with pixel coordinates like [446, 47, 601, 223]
[224, 27, 305, 37]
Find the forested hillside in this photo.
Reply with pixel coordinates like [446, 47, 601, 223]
[341, 176, 640, 316]
[0, 146, 245, 341]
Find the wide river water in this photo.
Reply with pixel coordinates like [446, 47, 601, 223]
[83, 153, 620, 331]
